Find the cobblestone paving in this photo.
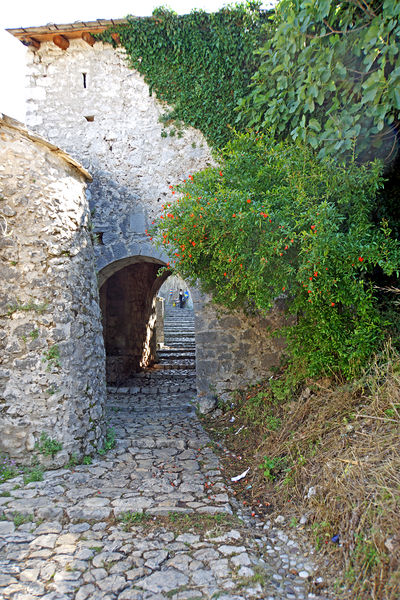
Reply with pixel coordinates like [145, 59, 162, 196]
[0, 372, 332, 600]
[0, 308, 332, 599]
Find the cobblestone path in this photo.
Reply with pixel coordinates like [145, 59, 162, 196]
[0, 308, 331, 600]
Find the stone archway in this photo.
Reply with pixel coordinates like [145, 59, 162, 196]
[98, 255, 170, 383]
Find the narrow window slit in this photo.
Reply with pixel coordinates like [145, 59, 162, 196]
[94, 232, 104, 245]
[82, 73, 87, 88]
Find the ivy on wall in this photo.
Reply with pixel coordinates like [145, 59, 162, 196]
[98, 1, 399, 163]
[97, 2, 270, 148]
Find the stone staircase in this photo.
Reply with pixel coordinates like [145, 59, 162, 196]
[110, 304, 197, 398]
[157, 304, 196, 371]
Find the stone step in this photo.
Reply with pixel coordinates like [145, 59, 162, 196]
[164, 337, 195, 342]
[164, 322, 194, 325]
[164, 326, 195, 330]
[129, 372, 196, 381]
[159, 350, 195, 355]
[164, 311, 194, 315]
[162, 348, 195, 352]
[158, 355, 195, 362]
[164, 318, 194, 322]
[164, 317, 194, 322]
[164, 329, 194, 332]
[156, 366, 196, 371]
[164, 329, 195, 333]
[162, 349, 195, 354]
[163, 325, 195, 330]
[164, 315, 194, 318]
[164, 320, 194, 326]
[161, 339, 195, 343]
[164, 335, 195, 340]
[161, 355, 195, 360]
[161, 351, 195, 356]
[158, 358, 196, 364]
[158, 346, 195, 352]
[160, 340, 195, 345]
[164, 319, 194, 323]
[164, 323, 195, 328]
[163, 341, 195, 344]
[164, 327, 195, 331]
[164, 314, 194, 318]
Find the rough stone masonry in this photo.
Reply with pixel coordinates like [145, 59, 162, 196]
[0, 115, 106, 464]
[22, 34, 289, 404]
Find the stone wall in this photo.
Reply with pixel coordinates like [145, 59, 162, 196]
[0, 115, 106, 465]
[24, 39, 213, 276]
[23, 37, 288, 405]
[193, 291, 289, 410]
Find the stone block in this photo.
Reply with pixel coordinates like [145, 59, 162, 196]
[102, 231, 119, 246]
[111, 242, 128, 261]
[27, 86, 46, 100]
[197, 396, 217, 414]
[128, 211, 146, 233]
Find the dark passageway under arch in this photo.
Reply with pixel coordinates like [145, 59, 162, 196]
[99, 257, 170, 383]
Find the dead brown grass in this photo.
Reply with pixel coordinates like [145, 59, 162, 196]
[203, 343, 400, 600]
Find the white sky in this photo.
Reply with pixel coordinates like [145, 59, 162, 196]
[0, 0, 275, 122]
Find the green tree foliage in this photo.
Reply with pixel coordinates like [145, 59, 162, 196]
[97, 2, 270, 147]
[239, 0, 400, 162]
[151, 132, 400, 376]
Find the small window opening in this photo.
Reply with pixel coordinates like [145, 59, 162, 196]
[84, 115, 95, 122]
[82, 73, 87, 88]
[94, 232, 104, 245]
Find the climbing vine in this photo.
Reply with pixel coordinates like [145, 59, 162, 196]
[98, 1, 400, 161]
[96, 2, 270, 147]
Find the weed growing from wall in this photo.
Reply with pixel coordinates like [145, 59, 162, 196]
[35, 432, 63, 458]
[42, 345, 61, 371]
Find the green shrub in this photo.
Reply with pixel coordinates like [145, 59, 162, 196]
[23, 466, 44, 484]
[42, 345, 61, 370]
[98, 428, 116, 455]
[259, 455, 288, 481]
[13, 512, 33, 527]
[152, 131, 400, 377]
[240, 0, 400, 163]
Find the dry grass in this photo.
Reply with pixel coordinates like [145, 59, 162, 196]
[203, 343, 400, 599]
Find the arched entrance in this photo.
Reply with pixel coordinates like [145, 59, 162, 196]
[98, 256, 170, 383]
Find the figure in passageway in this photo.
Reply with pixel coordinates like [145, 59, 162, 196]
[179, 289, 185, 308]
